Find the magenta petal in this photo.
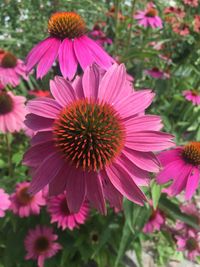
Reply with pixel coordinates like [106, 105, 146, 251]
[114, 91, 155, 119]
[185, 167, 200, 200]
[37, 38, 61, 79]
[29, 152, 64, 194]
[58, 38, 78, 80]
[86, 172, 106, 214]
[106, 163, 146, 205]
[66, 168, 86, 213]
[125, 131, 174, 152]
[82, 64, 101, 100]
[26, 37, 55, 73]
[98, 64, 126, 104]
[31, 131, 53, 146]
[74, 38, 94, 69]
[123, 148, 160, 173]
[100, 170, 122, 210]
[158, 148, 182, 166]
[50, 76, 76, 107]
[79, 36, 114, 69]
[27, 98, 61, 119]
[25, 114, 54, 131]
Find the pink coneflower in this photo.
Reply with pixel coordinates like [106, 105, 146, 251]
[164, 6, 185, 19]
[90, 24, 112, 47]
[47, 193, 89, 230]
[172, 22, 190, 36]
[157, 142, 200, 200]
[10, 181, 46, 217]
[24, 225, 62, 267]
[28, 90, 51, 98]
[143, 208, 165, 233]
[23, 64, 174, 214]
[0, 188, 10, 217]
[145, 67, 169, 79]
[194, 15, 200, 33]
[183, 90, 200, 106]
[0, 50, 27, 87]
[26, 12, 114, 80]
[183, 0, 199, 7]
[134, 2, 163, 29]
[0, 91, 26, 133]
[176, 229, 200, 261]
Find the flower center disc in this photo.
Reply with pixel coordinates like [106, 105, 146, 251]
[53, 99, 125, 172]
[60, 198, 71, 215]
[34, 236, 50, 253]
[48, 12, 87, 39]
[17, 187, 34, 205]
[0, 92, 13, 115]
[182, 142, 200, 166]
[146, 8, 158, 17]
[1, 52, 17, 68]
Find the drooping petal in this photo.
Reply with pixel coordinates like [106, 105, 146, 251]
[74, 37, 94, 69]
[25, 114, 54, 131]
[185, 167, 200, 200]
[58, 38, 78, 80]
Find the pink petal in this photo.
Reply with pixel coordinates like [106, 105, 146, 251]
[50, 76, 76, 107]
[58, 38, 78, 80]
[185, 167, 200, 200]
[74, 37, 94, 69]
[25, 114, 54, 131]
[31, 131, 53, 146]
[86, 171, 106, 214]
[158, 148, 182, 166]
[106, 163, 146, 205]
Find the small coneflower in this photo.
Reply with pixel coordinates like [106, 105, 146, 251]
[0, 188, 10, 217]
[145, 67, 166, 79]
[47, 193, 89, 230]
[183, 90, 200, 106]
[24, 225, 62, 267]
[26, 12, 114, 80]
[157, 142, 200, 200]
[0, 90, 26, 133]
[23, 64, 174, 214]
[143, 208, 165, 233]
[183, 0, 198, 7]
[0, 50, 27, 87]
[10, 181, 46, 217]
[172, 22, 190, 36]
[134, 2, 163, 29]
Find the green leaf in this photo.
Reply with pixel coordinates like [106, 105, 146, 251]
[151, 180, 162, 209]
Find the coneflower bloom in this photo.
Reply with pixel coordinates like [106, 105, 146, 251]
[143, 208, 165, 233]
[24, 225, 62, 267]
[183, 0, 198, 7]
[145, 67, 168, 79]
[47, 193, 89, 230]
[157, 142, 200, 200]
[23, 64, 173, 214]
[10, 181, 46, 217]
[134, 2, 163, 29]
[0, 91, 26, 133]
[26, 12, 114, 80]
[172, 22, 190, 36]
[176, 229, 200, 261]
[0, 50, 27, 87]
[183, 90, 200, 106]
[0, 188, 10, 217]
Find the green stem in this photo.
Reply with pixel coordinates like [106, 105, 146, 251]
[5, 134, 13, 178]
[113, 0, 120, 54]
[125, 0, 136, 55]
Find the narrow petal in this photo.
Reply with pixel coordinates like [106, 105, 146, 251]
[86, 171, 106, 214]
[185, 167, 200, 200]
[106, 163, 146, 205]
[74, 38, 94, 69]
[158, 148, 182, 166]
[25, 114, 54, 131]
[58, 38, 78, 80]
[37, 38, 61, 79]
[31, 131, 53, 146]
[66, 168, 86, 213]
[50, 76, 76, 107]
[98, 64, 126, 104]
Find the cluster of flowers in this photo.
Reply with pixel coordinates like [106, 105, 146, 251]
[0, 2, 200, 265]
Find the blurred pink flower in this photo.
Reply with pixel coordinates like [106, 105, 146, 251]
[0, 91, 26, 133]
[183, 0, 199, 7]
[164, 6, 185, 20]
[24, 225, 62, 267]
[157, 142, 200, 200]
[183, 90, 200, 105]
[0, 50, 27, 87]
[0, 188, 10, 217]
[145, 67, 170, 79]
[28, 90, 51, 98]
[23, 64, 174, 214]
[176, 229, 200, 261]
[143, 208, 165, 233]
[90, 24, 112, 47]
[26, 12, 114, 80]
[134, 2, 163, 29]
[173, 22, 190, 36]
[10, 181, 46, 217]
[194, 15, 200, 33]
[47, 193, 89, 230]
